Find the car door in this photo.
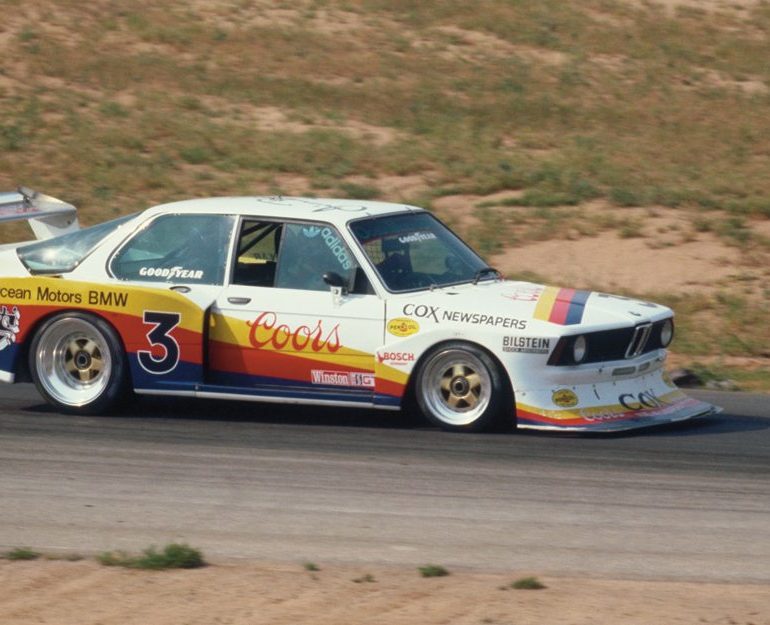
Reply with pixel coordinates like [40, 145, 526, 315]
[108, 212, 236, 392]
[207, 218, 385, 404]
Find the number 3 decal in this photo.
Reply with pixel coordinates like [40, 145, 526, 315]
[138, 311, 181, 375]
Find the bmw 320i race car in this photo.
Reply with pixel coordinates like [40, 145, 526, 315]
[0, 188, 720, 432]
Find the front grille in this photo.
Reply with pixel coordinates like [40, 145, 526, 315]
[625, 323, 652, 359]
[548, 318, 673, 366]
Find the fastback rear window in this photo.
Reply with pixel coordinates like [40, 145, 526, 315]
[17, 213, 136, 274]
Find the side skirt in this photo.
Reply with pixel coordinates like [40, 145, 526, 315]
[135, 387, 401, 411]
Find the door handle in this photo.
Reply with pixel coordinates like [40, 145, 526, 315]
[170, 285, 190, 293]
[227, 297, 251, 305]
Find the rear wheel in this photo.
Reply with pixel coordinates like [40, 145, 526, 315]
[29, 313, 129, 414]
[414, 342, 512, 432]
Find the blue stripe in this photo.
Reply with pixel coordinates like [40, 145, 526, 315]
[564, 290, 591, 325]
[130, 358, 202, 391]
[0, 343, 21, 378]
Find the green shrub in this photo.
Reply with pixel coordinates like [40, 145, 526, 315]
[511, 576, 547, 590]
[4, 547, 41, 561]
[418, 564, 449, 578]
[98, 543, 205, 570]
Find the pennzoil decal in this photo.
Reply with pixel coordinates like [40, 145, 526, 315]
[552, 388, 578, 408]
[387, 317, 419, 337]
[0, 305, 21, 351]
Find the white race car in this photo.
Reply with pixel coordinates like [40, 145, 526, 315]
[0, 188, 720, 432]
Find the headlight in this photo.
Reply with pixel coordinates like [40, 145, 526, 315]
[660, 318, 674, 347]
[572, 335, 588, 363]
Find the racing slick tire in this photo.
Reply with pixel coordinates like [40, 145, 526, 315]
[414, 341, 513, 432]
[29, 312, 130, 415]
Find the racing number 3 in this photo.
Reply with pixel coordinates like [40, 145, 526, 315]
[138, 311, 181, 374]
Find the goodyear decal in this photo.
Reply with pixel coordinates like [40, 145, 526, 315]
[534, 287, 591, 326]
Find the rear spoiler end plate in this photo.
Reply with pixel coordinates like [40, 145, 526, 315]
[0, 187, 79, 240]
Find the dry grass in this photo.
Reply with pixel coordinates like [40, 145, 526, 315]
[0, 0, 768, 379]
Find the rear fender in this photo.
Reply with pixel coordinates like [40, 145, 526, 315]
[0, 278, 208, 391]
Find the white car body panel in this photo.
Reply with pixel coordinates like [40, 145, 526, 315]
[0, 192, 720, 431]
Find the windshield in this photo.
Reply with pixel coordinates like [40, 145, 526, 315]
[349, 212, 489, 292]
[17, 213, 137, 274]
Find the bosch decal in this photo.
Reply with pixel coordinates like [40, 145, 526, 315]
[377, 351, 416, 365]
[0, 305, 21, 351]
[248, 311, 341, 353]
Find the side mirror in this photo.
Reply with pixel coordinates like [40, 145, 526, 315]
[323, 271, 348, 295]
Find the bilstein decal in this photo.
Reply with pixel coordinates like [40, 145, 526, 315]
[552, 388, 578, 408]
[387, 317, 419, 337]
[0, 305, 21, 351]
[503, 336, 551, 354]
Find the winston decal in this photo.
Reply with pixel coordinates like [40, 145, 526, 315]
[310, 370, 374, 387]
[248, 311, 341, 353]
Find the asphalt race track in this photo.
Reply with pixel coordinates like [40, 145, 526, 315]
[1, 384, 768, 583]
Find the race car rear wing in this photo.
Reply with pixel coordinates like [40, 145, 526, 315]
[0, 187, 79, 240]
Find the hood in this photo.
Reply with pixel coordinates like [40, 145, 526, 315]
[395, 280, 671, 333]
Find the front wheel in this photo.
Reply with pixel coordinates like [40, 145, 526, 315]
[414, 342, 512, 432]
[29, 313, 129, 414]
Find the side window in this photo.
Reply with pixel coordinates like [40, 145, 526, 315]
[274, 223, 361, 292]
[232, 221, 282, 287]
[110, 214, 235, 285]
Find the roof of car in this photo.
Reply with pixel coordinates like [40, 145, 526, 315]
[146, 196, 423, 226]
